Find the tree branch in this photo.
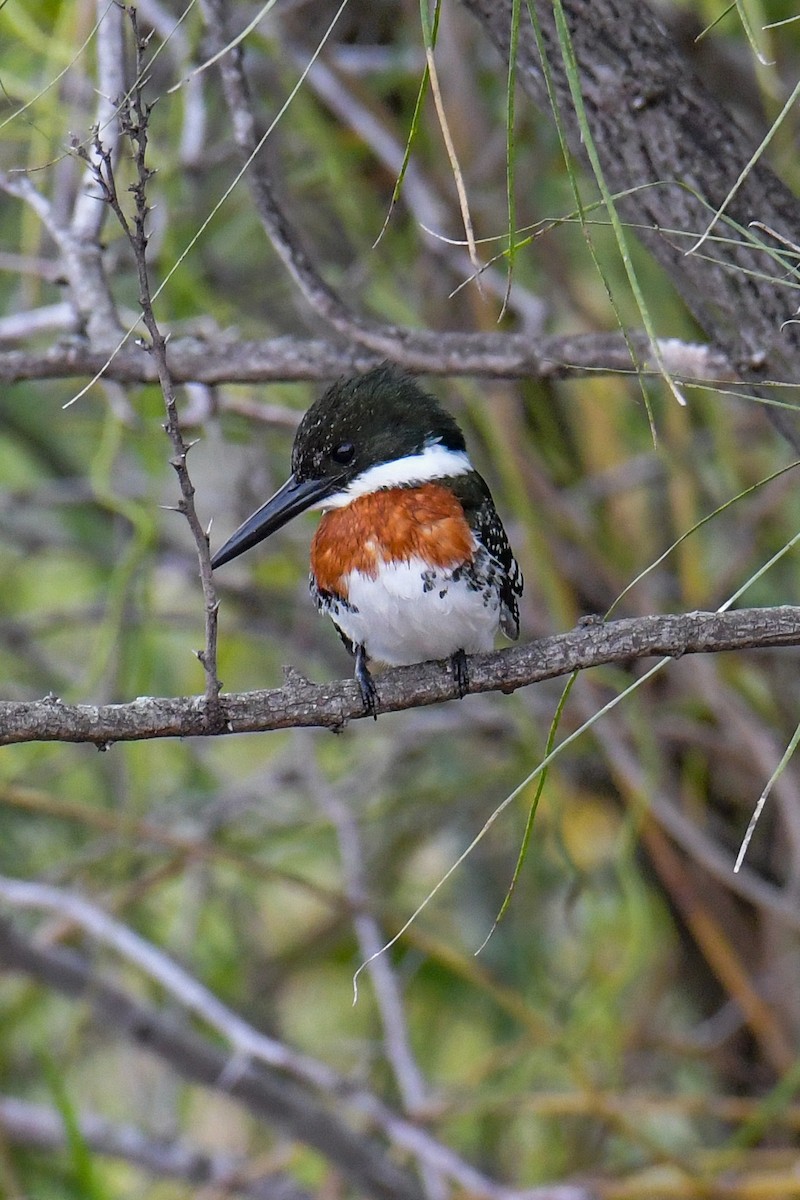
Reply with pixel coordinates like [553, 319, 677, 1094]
[0, 331, 733, 386]
[0, 916, 428, 1200]
[0, 874, 338, 1089]
[0, 1094, 313, 1200]
[1, 607, 799, 745]
[0, 916, 593, 1200]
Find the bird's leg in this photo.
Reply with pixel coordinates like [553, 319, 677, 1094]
[451, 648, 470, 699]
[354, 643, 379, 720]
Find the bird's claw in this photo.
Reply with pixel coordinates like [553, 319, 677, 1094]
[451, 648, 470, 699]
[355, 644, 379, 720]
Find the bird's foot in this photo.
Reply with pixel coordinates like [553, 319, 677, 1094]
[451, 648, 470, 699]
[354, 644, 379, 720]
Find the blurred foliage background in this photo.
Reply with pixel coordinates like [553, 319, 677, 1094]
[1, 1, 800, 1197]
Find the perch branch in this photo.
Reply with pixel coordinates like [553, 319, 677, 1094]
[0, 607, 799, 745]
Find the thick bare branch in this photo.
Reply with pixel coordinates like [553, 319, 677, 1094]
[0, 331, 733, 386]
[0, 607, 799, 745]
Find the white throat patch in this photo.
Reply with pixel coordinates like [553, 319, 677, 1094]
[317, 443, 472, 511]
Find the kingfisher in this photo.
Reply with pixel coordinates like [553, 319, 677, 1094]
[211, 364, 523, 717]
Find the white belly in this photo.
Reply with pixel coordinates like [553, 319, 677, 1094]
[324, 556, 502, 666]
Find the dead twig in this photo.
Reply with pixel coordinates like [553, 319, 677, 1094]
[72, 7, 222, 725]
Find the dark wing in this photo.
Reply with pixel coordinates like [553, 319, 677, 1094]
[308, 576, 358, 657]
[450, 472, 523, 640]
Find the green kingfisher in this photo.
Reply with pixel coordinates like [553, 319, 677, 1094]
[211, 364, 523, 716]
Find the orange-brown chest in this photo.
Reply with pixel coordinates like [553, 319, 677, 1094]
[310, 483, 474, 597]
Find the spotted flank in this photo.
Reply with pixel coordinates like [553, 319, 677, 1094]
[469, 493, 522, 640]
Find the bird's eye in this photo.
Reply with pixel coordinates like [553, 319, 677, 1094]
[331, 441, 355, 465]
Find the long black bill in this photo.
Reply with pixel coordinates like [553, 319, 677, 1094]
[211, 473, 341, 569]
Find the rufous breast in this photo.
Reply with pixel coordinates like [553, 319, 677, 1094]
[310, 482, 474, 597]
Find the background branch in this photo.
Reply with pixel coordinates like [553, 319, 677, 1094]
[0, 915, 428, 1200]
[0, 1094, 313, 1200]
[0, 914, 592, 1200]
[0, 330, 734, 386]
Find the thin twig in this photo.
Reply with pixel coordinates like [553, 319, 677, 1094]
[73, 8, 222, 723]
[424, 42, 483, 292]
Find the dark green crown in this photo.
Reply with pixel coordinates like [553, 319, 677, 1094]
[291, 364, 467, 484]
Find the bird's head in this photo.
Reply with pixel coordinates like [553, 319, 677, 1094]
[211, 364, 470, 569]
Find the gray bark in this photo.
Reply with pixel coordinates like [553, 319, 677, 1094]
[462, 0, 800, 446]
[0, 607, 798, 744]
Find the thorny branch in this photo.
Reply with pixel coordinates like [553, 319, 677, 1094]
[73, 7, 222, 724]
